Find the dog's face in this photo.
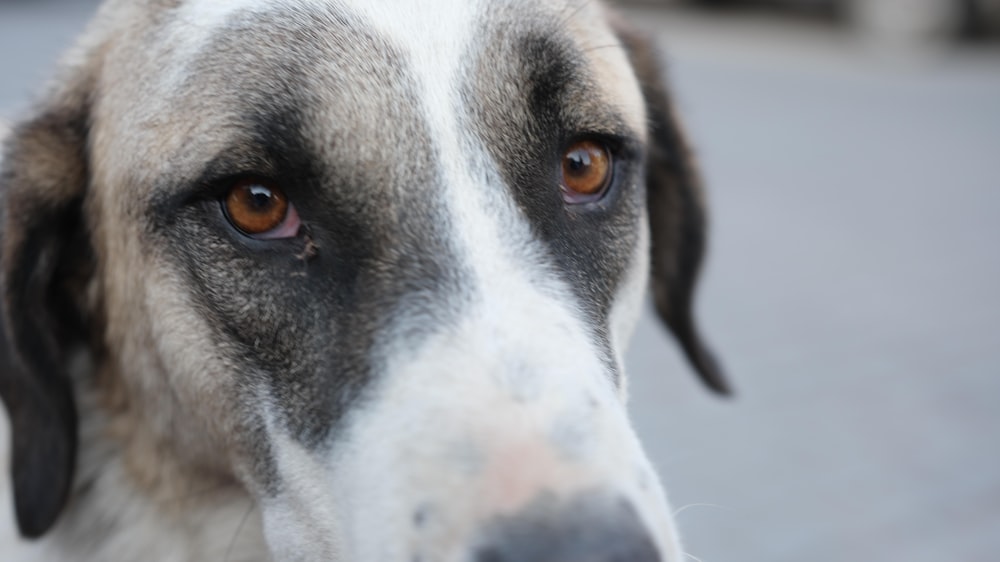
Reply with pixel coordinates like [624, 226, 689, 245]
[0, 0, 727, 560]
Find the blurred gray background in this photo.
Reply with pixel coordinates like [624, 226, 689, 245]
[1, 1, 999, 561]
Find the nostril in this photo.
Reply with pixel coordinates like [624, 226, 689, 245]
[472, 492, 661, 562]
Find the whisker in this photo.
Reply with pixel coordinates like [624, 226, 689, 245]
[581, 43, 625, 55]
[683, 551, 706, 562]
[225, 499, 257, 562]
[556, 0, 597, 30]
[673, 502, 733, 517]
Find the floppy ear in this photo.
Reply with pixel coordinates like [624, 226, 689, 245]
[612, 18, 731, 395]
[0, 78, 95, 537]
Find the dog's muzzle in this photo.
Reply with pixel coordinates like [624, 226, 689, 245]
[258, 271, 681, 561]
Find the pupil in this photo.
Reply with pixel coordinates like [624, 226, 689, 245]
[247, 186, 273, 209]
[568, 150, 591, 173]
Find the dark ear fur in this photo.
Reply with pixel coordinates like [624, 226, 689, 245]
[612, 17, 731, 395]
[0, 83, 94, 537]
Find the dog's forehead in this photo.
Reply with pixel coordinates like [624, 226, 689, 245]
[155, 0, 645, 133]
[93, 0, 648, 205]
[166, 0, 631, 63]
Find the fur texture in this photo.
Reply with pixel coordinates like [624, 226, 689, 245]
[0, 1, 726, 560]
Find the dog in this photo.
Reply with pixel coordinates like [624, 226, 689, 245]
[0, 1, 729, 560]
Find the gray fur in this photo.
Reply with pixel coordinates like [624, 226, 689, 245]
[0, 0, 725, 558]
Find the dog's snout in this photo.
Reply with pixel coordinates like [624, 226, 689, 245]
[472, 491, 661, 562]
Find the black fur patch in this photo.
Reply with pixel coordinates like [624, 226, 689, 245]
[0, 107, 93, 537]
[461, 13, 646, 383]
[612, 20, 730, 394]
[145, 7, 470, 491]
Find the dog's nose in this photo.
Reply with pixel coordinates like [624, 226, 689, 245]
[472, 491, 662, 562]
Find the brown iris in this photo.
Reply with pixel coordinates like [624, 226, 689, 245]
[224, 178, 290, 235]
[561, 140, 612, 200]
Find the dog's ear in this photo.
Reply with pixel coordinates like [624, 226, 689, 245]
[611, 17, 731, 395]
[0, 74, 95, 537]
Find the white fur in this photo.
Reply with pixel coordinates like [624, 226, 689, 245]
[258, 2, 681, 561]
[608, 215, 651, 402]
[2, 1, 681, 560]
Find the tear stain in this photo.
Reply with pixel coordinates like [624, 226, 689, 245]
[298, 234, 319, 261]
[291, 234, 319, 277]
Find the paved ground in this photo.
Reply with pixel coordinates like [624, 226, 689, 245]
[2, 2, 999, 561]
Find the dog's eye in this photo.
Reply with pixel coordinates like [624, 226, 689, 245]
[223, 178, 300, 239]
[560, 140, 612, 203]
